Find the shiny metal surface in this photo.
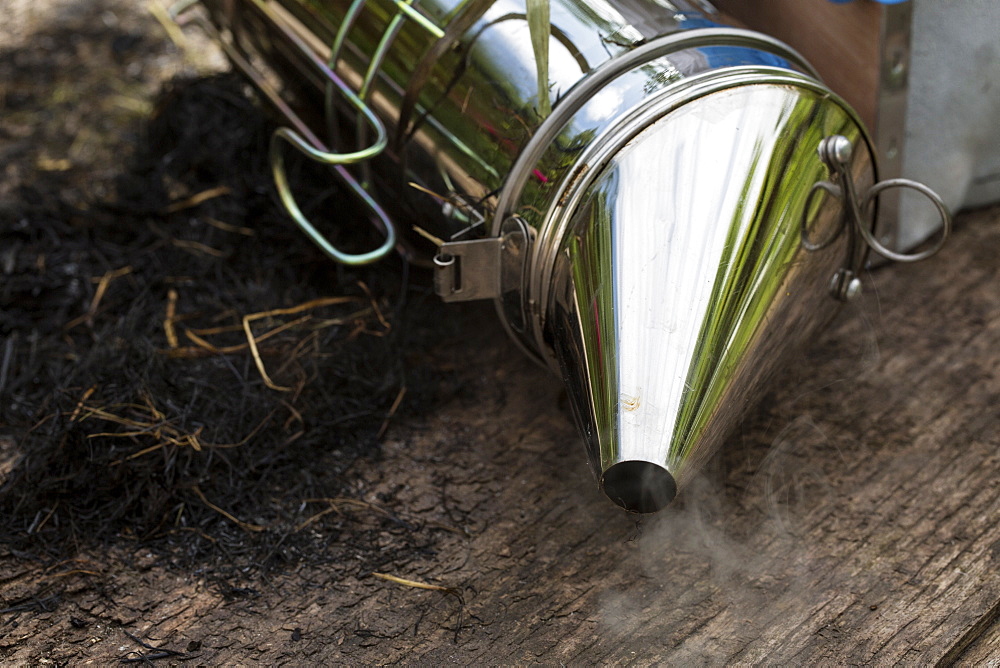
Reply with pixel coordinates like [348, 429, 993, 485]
[191, 0, 946, 513]
[872, 1, 911, 254]
[802, 134, 951, 302]
[199, 0, 811, 253]
[513, 69, 828, 365]
[546, 84, 874, 509]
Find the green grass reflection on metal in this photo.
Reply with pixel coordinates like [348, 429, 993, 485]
[669, 96, 861, 468]
[568, 177, 618, 456]
[527, 0, 552, 116]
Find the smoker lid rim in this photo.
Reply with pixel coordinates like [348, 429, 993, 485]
[491, 26, 820, 239]
[517, 70, 877, 373]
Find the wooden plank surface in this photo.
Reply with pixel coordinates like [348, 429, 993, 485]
[958, 613, 1000, 666]
[329, 202, 998, 664]
[6, 205, 996, 665]
[712, 0, 882, 129]
[2, 0, 999, 662]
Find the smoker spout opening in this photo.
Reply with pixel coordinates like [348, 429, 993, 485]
[601, 461, 677, 514]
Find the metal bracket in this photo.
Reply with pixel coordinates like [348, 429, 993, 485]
[801, 135, 951, 302]
[434, 217, 531, 303]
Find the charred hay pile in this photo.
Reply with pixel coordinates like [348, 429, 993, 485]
[0, 73, 463, 581]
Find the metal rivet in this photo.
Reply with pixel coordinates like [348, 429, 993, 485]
[844, 277, 862, 301]
[829, 270, 862, 302]
[821, 135, 853, 166]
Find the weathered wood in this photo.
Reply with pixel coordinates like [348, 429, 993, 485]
[714, 0, 883, 128]
[354, 207, 999, 666]
[2, 0, 999, 662]
[4, 205, 997, 665]
[957, 608, 1000, 666]
[712, 0, 882, 129]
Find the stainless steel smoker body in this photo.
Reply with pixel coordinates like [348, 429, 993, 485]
[716, 0, 1000, 252]
[183, 0, 949, 513]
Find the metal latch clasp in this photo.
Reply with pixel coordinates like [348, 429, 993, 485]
[434, 217, 531, 303]
[802, 135, 952, 301]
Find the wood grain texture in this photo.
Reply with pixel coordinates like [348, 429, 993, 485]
[4, 1, 998, 663]
[359, 205, 1000, 666]
[5, 206, 997, 665]
[957, 608, 1000, 666]
[711, 0, 882, 129]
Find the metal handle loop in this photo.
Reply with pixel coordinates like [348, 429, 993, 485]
[860, 178, 952, 263]
[271, 135, 397, 266]
[175, 0, 397, 265]
[802, 135, 952, 301]
[268, 84, 396, 266]
[800, 181, 845, 251]
[272, 75, 388, 167]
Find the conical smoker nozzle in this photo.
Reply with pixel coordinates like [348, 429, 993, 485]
[601, 461, 678, 514]
[544, 84, 873, 513]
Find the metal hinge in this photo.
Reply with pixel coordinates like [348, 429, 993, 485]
[434, 217, 531, 303]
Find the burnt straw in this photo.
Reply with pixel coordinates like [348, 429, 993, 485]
[0, 74, 463, 578]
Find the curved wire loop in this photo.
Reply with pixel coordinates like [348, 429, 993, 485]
[860, 178, 952, 263]
[271, 133, 397, 265]
[266, 76, 394, 264]
[801, 135, 952, 299]
[800, 181, 845, 251]
[171, 0, 446, 265]
[200, 0, 397, 265]
[266, 0, 442, 265]
[267, 60, 396, 265]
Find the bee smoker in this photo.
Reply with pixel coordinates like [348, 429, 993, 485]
[174, 0, 950, 512]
